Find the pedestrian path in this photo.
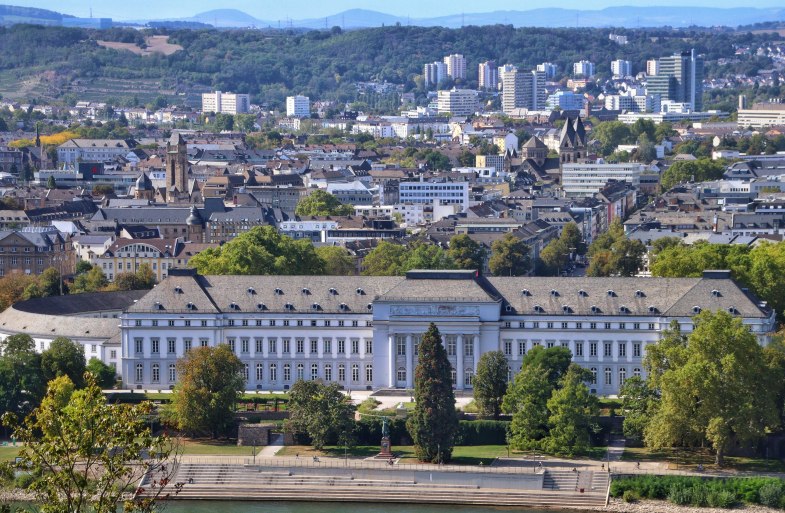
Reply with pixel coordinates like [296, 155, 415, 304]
[257, 433, 283, 457]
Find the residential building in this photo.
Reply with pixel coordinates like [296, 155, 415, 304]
[646, 49, 704, 111]
[573, 60, 595, 77]
[476, 154, 505, 173]
[119, 268, 775, 394]
[443, 54, 467, 80]
[286, 96, 311, 118]
[546, 91, 585, 111]
[497, 64, 517, 91]
[611, 59, 632, 78]
[437, 89, 479, 116]
[478, 61, 498, 90]
[423, 61, 448, 88]
[0, 228, 73, 277]
[201, 91, 250, 114]
[646, 59, 659, 76]
[561, 162, 644, 197]
[502, 69, 546, 114]
[536, 62, 558, 80]
[57, 139, 135, 165]
[399, 178, 470, 210]
[93, 238, 214, 282]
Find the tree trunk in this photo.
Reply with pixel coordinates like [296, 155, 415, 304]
[715, 447, 724, 467]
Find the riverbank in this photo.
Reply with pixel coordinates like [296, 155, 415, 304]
[602, 498, 783, 513]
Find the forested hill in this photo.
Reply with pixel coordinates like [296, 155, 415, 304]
[0, 24, 776, 107]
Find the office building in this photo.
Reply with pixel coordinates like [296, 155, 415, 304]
[437, 88, 479, 116]
[444, 54, 467, 80]
[737, 103, 785, 129]
[646, 50, 704, 112]
[478, 61, 498, 90]
[286, 96, 311, 118]
[201, 91, 250, 115]
[546, 91, 585, 111]
[561, 162, 644, 197]
[611, 59, 632, 78]
[399, 178, 470, 209]
[573, 60, 595, 78]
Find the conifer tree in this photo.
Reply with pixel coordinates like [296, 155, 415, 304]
[407, 323, 458, 462]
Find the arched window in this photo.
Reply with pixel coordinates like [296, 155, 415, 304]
[590, 367, 597, 385]
[633, 367, 641, 378]
[168, 364, 176, 382]
[338, 364, 345, 381]
[464, 369, 474, 386]
[256, 363, 263, 381]
[365, 365, 373, 383]
[135, 363, 143, 383]
[351, 364, 360, 382]
[311, 364, 319, 381]
[619, 368, 627, 385]
[151, 363, 159, 383]
[283, 363, 291, 382]
[604, 367, 612, 385]
[324, 364, 332, 381]
[397, 367, 406, 382]
[450, 368, 457, 386]
[296, 363, 304, 381]
[269, 363, 277, 382]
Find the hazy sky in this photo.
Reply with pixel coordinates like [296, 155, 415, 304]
[14, 0, 784, 20]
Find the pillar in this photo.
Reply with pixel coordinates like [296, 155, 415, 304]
[456, 334, 465, 390]
[406, 334, 413, 389]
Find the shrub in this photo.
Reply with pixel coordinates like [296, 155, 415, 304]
[456, 420, 509, 445]
[622, 490, 640, 503]
[14, 473, 35, 489]
[758, 481, 784, 508]
[668, 485, 694, 506]
[707, 489, 736, 508]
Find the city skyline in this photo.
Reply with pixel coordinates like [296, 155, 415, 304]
[8, 0, 785, 21]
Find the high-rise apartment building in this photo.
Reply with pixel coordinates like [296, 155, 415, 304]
[611, 59, 632, 78]
[497, 64, 517, 91]
[478, 61, 498, 90]
[423, 61, 448, 88]
[201, 91, 250, 114]
[443, 54, 467, 80]
[646, 59, 659, 76]
[646, 49, 704, 111]
[536, 62, 558, 80]
[573, 60, 595, 77]
[286, 95, 311, 118]
[502, 69, 547, 114]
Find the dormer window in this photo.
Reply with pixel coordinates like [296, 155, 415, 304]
[635, 290, 646, 298]
[247, 287, 256, 295]
[186, 302, 195, 310]
[339, 303, 349, 311]
[356, 288, 365, 295]
[562, 305, 572, 314]
[692, 306, 702, 314]
[301, 288, 310, 295]
[256, 303, 267, 311]
[521, 289, 531, 296]
[154, 302, 164, 311]
[578, 290, 588, 297]
[311, 303, 321, 311]
[329, 288, 338, 295]
[285, 303, 294, 311]
[366, 303, 373, 311]
[174, 286, 183, 294]
[619, 305, 630, 314]
[533, 304, 544, 313]
[550, 290, 559, 297]
[607, 290, 616, 297]
[648, 306, 659, 314]
[274, 288, 283, 295]
[591, 305, 601, 314]
[727, 306, 738, 315]
[230, 302, 240, 311]
[505, 305, 514, 312]
[712, 289, 721, 297]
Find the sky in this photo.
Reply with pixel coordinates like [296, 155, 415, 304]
[12, 0, 785, 21]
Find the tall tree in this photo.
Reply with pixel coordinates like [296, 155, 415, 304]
[295, 189, 354, 217]
[503, 364, 552, 450]
[447, 234, 486, 271]
[170, 345, 245, 438]
[362, 241, 408, 276]
[586, 219, 645, 277]
[521, 345, 573, 389]
[71, 265, 109, 293]
[41, 336, 87, 389]
[537, 238, 570, 276]
[2, 374, 178, 513]
[473, 350, 508, 419]
[0, 333, 45, 419]
[488, 234, 532, 276]
[619, 376, 656, 444]
[286, 380, 355, 450]
[407, 323, 458, 463]
[87, 358, 117, 389]
[543, 365, 598, 456]
[644, 311, 777, 466]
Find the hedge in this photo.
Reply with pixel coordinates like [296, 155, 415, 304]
[456, 420, 509, 445]
[611, 475, 785, 509]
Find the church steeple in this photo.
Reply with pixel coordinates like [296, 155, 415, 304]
[166, 132, 188, 203]
[35, 123, 41, 148]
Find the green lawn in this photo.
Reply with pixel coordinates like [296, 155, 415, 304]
[0, 446, 21, 462]
[279, 445, 517, 465]
[178, 439, 260, 456]
[622, 446, 785, 472]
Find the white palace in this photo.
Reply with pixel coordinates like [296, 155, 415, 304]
[113, 269, 774, 395]
[0, 269, 774, 396]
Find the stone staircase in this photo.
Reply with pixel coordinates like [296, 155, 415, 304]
[147, 463, 609, 508]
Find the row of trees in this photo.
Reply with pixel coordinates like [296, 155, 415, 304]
[622, 311, 785, 466]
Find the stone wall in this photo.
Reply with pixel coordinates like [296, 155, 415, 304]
[237, 423, 293, 446]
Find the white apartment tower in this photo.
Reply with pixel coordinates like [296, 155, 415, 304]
[286, 95, 311, 118]
[573, 60, 595, 78]
[437, 89, 479, 116]
[497, 64, 517, 91]
[423, 61, 448, 88]
[502, 69, 546, 114]
[201, 91, 250, 114]
[611, 59, 632, 78]
[478, 61, 498, 90]
[443, 54, 467, 80]
[536, 62, 558, 80]
[646, 59, 659, 76]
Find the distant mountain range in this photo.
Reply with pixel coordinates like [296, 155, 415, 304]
[181, 6, 785, 29]
[2, 4, 785, 29]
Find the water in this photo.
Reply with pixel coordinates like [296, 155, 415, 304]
[161, 502, 586, 513]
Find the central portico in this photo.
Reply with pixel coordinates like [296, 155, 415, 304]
[372, 270, 503, 390]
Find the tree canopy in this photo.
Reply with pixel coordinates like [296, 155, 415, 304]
[488, 234, 532, 277]
[0, 333, 45, 419]
[169, 345, 245, 438]
[472, 350, 508, 419]
[286, 380, 355, 450]
[587, 219, 645, 277]
[447, 234, 486, 271]
[362, 240, 456, 276]
[659, 158, 726, 191]
[189, 226, 325, 275]
[295, 189, 354, 217]
[41, 336, 87, 389]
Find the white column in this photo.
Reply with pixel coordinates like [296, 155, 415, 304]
[388, 334, 395, 388]
[406, 334, 413, 389]
[456, 335, 465, 390]
[473, 335, 480, 374]
[318, 336, 323, 359]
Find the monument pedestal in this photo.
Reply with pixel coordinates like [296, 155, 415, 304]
[375, 436, 393, 459]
